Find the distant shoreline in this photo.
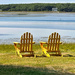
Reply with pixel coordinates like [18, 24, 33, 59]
[0, 11, 75, 15]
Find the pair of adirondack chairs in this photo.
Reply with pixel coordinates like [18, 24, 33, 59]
[14, 32, 62, 57]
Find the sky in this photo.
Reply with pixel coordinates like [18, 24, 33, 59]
[0, 0, 75, 4]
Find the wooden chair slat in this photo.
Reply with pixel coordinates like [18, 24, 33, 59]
[26, 32, 28, 51]
[50, 33, 53, 51]
[31, 35, 33, 51]
[47, 35, 50, 51]
[53, 32, 56, 51]
[55, 33, 58, 51]
[28, 33, 30, 51]
[20, 36, 22, 51]
[23, 33, 25, 51]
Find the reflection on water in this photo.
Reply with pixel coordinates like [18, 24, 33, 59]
[0, 13, 75, 44]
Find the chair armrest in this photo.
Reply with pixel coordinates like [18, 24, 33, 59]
[33, 41, 35, 44]
[60, 42, 62, 44]
[13, 42, 20, 49]
[40, 41, 47, 44]
[40, 41, 47, 49]
[13, 42, 35, 44]
[40, 41, 62, 44]
[13, 42, 20, 45]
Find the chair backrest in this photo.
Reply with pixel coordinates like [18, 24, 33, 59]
[47, 32, 61, 52]
[20, 32, 33, 52]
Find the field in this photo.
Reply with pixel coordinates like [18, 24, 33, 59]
[0, 43, 75, 75]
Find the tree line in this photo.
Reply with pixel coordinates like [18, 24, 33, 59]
[0, 3, 75, 12]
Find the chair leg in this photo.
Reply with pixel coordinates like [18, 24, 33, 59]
[16, 49, 22, 58]
[42, 48, 50, 57]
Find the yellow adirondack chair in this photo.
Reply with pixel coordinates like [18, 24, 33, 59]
[13, 32, 35, 57]
[40, 32, 62, 57]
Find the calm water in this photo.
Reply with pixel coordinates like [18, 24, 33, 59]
[0, 13, 75, 44]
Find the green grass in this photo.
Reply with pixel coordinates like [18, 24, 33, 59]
[0, 43, 75, 75]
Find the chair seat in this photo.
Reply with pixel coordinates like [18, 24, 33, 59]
[22, 54, 34, 57]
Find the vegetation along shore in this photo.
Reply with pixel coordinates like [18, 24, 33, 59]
[0, 3, 75, 12]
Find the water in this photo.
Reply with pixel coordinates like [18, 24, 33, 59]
[0, 13, 75, 44]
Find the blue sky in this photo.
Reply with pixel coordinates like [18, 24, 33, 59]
[0, 0, 75, 4]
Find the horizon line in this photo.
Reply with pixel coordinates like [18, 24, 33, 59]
[0, 2, 75, 5]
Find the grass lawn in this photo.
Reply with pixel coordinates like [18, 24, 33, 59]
[0, 43, 75, 75]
